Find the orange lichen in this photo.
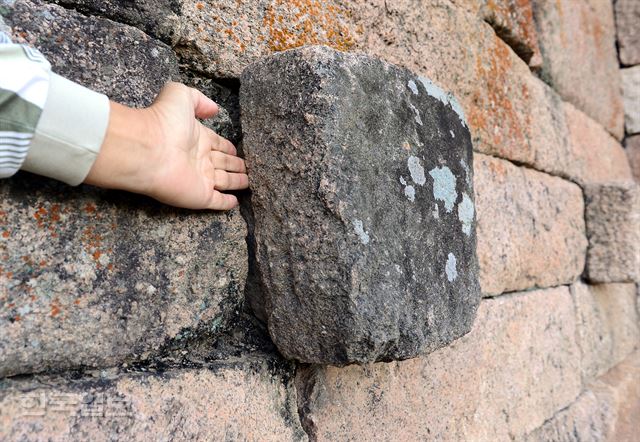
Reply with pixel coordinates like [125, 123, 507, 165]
[196, 2, 205, 10]
[84, 203, 97, 214]
[467, 38, 530, 162]
[262, 0, 355, 52]
[50, 304, 60, 317]
[1, 230, 9, 238]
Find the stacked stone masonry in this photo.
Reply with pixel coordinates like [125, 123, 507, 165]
[0, 0, 638, 440]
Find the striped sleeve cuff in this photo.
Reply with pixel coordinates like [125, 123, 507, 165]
[21, 72, 110, 185]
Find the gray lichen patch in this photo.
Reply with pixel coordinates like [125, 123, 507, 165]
[241, 46, 479, 365]
[408, 155, 427, 186]
[429, 166, 458, 212]
[446, 253, 458, 282]
[458, 193, 475, 236]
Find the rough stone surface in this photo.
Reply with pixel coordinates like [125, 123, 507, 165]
[0, 1, 248, 377]
[241, 46, 480, 365]
[0, 176, 247, 377]
[584, 183, 640, 283]
[297, 287, 582, 441]
[163, 0, 589, 185]
[0, 360, 307, 441]
[4, 0, 179, 108]
[570, 282, 640, 383]
[4, 0, 241, 140]
[527, 351, 640, 442]
[452, 0, 541, 66]
[342, 1, 579, 185]
[170, 0, 356, 78]
[626, 135, 640, 183]
[474, 153, 587, 295]
[615, 0, 640, 66]
[531, 0, 624, 139]
[621, 66, 640, 136]
[50, 0, 181, 43]
[562, 102, 633, 186]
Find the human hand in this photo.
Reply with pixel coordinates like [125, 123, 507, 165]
[84, 82, 248, 210]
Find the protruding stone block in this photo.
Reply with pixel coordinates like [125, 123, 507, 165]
[584, 183, 640, 283]
[241, 46, 480, 365]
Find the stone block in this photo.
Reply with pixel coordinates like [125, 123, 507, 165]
[615, 0, 640, 66]
[562, 102, 633, 186]
[171, 0, 356, 78]
[451, 0, 541, 66]
[531, 0, 624, 139]
[165, 0, 580, 184]
[524, 390, 613, 442]
[474, 153, 587, 295]
[526, 351, 640, 442]
[0, 1, 248, 377]
[570, 282, 640, 383]
[241, 46, 480, 365]
[0, 176, 247, 377]
[0, 361, 307, 441]
[584, 183, 640, 283]
[50, 0, 181, 43]
[622, 66, 640, 135]
[626, 135, 640, 183]
[3, 0, 179, 108]
[297, 287, 582, 441]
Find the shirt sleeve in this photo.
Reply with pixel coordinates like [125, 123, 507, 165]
[0, 31, 110, 185]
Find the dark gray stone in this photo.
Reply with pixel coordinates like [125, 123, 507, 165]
[241, 46, 481, 365]
[49, 0, 181, 44]
[4, 0, 179, 108]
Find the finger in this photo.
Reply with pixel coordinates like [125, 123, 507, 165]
[190, 88, 219, 119]
[203, 125, 237, 155]
[214, 169, 250, 191]
[208, 191, 239, 210]
[211, 151, 246, 173]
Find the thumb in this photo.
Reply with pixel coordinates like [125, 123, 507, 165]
[190, 87, 219, 120]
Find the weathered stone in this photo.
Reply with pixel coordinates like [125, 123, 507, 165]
[561, 102, 634, 186]
[531, 0, 624, 139]
[584, 183, 640, 283]
[622, 66, 640, 135]
[0, 360, 307, 441]
[172, 0, 356, 78]
[526, 351, 640, 442]
[615, 0, 640, 66]
[451, 0, 541, 66]
[0, 1, 248, 377]
[525, 390, 614, 442]
[4, 0, 239, 139]
[570, 282, 640, 383]
[0, 176, 247, 377]
[474, 153, 587, 295]
[50, 0, 181, 43]
[241, 46, 480, 365]
[168, 0, 577, 183]
[626, 135, 640, 183]
[297, 287, 581, 441]
[343, 1, 581, 185]
[3, 0, 179, 108]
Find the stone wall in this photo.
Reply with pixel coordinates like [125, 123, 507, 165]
[0, 0, 638, 440]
